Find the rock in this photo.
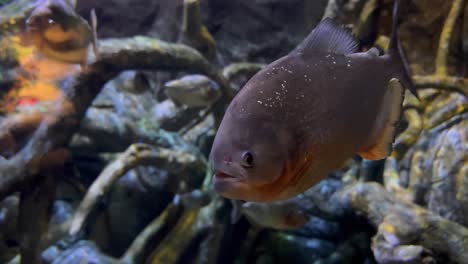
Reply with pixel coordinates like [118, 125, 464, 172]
[398, 93, 468, 226]
[0, 195, 19, 263]
[47, 241, 116, 264]
[259, 232, 336, 262]
[102, 168, 173, 256]
[93, 70, 156, 122]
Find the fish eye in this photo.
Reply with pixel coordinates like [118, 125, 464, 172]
[241, 151, 254, 168]
[47, 18, 56, 25]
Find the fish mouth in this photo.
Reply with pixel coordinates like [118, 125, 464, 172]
[213, 171, 241, 190]
[213, 171, 240, 183]
[213, 171, 243, 198]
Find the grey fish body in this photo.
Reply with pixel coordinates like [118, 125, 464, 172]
[211, 0, 414, 202]
[216, 52, 395, 200]
[164, 74, 221, 108]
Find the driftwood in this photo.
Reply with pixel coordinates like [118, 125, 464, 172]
[333, 182, 468, 264]
[18, 149, 69, 264]
[120, 203, 183, 264]
[69, 143, 206, 236]
[180, 0, 216, 61]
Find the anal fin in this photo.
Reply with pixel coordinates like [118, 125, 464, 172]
[358, 78, 404, 160]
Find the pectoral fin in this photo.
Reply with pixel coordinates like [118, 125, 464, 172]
[358, 78, 404, 160]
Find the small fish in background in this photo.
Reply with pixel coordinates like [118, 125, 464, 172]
[240, 199, 310, 230]
[25, 0, 98, 66]
[210, 0, 416, 202]
[163, 74, 221, 108]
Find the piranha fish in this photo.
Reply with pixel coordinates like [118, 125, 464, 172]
[164, 74, 221, 108]
[210, 0, 416, 202]
[240, 200, 310, 230]
[25, 0, 98, 66]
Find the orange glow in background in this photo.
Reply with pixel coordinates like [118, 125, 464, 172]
[1, 36, 80, 113]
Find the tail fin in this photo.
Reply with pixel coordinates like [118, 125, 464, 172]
[388, 0, 418, 97]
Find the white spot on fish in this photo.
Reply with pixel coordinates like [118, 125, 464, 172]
[347, 63, 351, 67]
[333, 61, 336, 64]
[257, 100, 263, 105]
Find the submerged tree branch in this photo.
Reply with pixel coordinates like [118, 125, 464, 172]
[413, 75, 468, 96]
[392, 108, 423, 160]
[435, 0, 467, 76]
[120, 204, 183, 264]
[335, 182, 468, 264]
[69, 143, 205, 236]
[222, 63, 265, 81]
[18, 151, 67, 264]
[180, 0, 216, 61]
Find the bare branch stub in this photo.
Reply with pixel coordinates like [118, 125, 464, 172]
[0, 36, 230, 201]
[180, 0, 216, 61]
[435, 0, 467, 76]
[413, 75, 468, 96]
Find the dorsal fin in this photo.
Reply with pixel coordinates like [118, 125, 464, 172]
[293, 18, 359, 55]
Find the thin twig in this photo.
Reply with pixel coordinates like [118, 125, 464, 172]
[180, 0, 216, 60]
[435, 0, 467, 76]
[178, 106, 213, 135]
